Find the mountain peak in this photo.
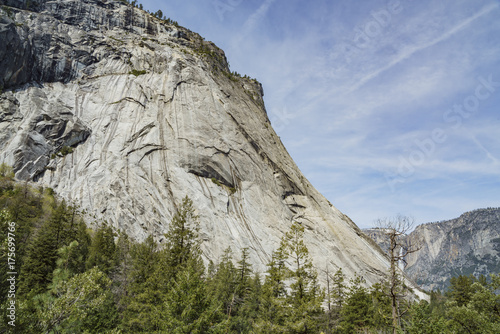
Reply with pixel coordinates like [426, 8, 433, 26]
[0, 0, 420, 290]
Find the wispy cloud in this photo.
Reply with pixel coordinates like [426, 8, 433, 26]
[242, 0, 277, 34]
[146, 0, 500, 228]
[345, 3, 500, 95]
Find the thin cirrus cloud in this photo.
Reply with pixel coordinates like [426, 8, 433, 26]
[340, 2, 499, 96]
[143, 0, 500, 228]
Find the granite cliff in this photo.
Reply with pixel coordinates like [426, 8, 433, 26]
[0, 0, 421, 291]
[364, 208, 500, 291]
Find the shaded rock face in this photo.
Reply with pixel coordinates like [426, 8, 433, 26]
[364, 208, 500, 291]
[0, 89, 90, 180]
[0, 0, 410, 288]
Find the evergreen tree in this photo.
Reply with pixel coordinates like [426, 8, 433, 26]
[162, 256, 226, 333]
[236, 248, 253, 296]
[231, 248, 260, 332]
[446, 302, 497, 334]
[208, 248, 238, 324]
[255, 248, 288, 333]
[257, 222, 324, 333]
[331, 268, 346, 309]
[164, 196, 201, 278]
[120, 235, 165, 332]
[339, 275, 374, 333]
[207, 247, 259, 332]
[160, 196, 226, 332]
[280, 221, 324, 333]
[369, 282, 393, 331]
[19, 201, 83, 295]
[446, 274, 500, 333]
[35, 267, 113, 333]
[17, 241, 116, 333]
[0, 209, 14, 297]
[324, 266, 346, 332]
[448, 274, 476, 306]
[405, 301, 447, 334]
[111, 232, 133, 315]
[86, 224, 117, 274]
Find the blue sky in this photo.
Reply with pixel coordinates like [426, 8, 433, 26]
[141, 0, 500, 229]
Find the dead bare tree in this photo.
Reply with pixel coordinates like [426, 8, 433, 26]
[376, 215, 421, 334]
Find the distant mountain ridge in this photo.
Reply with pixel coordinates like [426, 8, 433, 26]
[364, 208, 500, 291]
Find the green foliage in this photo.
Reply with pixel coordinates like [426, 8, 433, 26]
[164, 196, 201, 276]
[129, 69, 147, 76]
[19, 201, 84, 295]
[120, 235, 165, 332]
[86, 224, 117, 274]
[339, 275, 374, 333]
[0, 163, 14, 179]
[331, 268, 346, 309]
[256, 222, 324, 333]
[369, 282, 392, 330]
[36, 267, 113, 333]
[445, 274, 500, 333]
[211, 177, 222, 187]
[448, 274, 477, 306]
[405, 301, 447, 334]
[256, 248, 288, 333]
[162, 256, 226, 333]
[59, 145, 74, 156]
[3, 181, 500, 333]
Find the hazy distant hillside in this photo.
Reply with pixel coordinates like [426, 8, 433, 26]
[364, 208, 500, 291]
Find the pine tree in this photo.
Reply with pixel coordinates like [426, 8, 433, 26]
[235, 271, 262, 333]
[19, 201, 82, 295]
[120, 235, 164, 332]
[331, 268, 346, 309]
[164, 196, 201, 278]
[405, 301, 447, 334]
[160, 196, 226, 332]
[162, 256, 226, 333]
[257, 222, 324, 333]
[446, 274, 500, 333]
[111, 233, 133, 314]
[208, 248, 238, 321]
[339, 275, 374, 333]
[280, 221, 324, 333]
[230, 248, 259, 332]
[369, 282, 392, 331]
[448, 274, 476, 306]
[256, 245, 289, 333]
[86, 224, 117, 274]
[35, 267, 113, 333]
[236, 248, 253, 295]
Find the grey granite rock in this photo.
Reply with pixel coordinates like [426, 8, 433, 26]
[0, 0, 425, 295]
[364, 208, 500, 291]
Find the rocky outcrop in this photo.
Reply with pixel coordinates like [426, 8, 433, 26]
[364, 208, 500, 291]
[0, 0, 423, 292]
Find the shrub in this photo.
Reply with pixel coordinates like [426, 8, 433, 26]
[60, 146, 74, 156]
[129, 69, 147, 76]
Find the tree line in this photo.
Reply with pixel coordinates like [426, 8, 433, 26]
[0, 165, 499, 333]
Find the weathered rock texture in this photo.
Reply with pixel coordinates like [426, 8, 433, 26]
[0, 0, 423, 291]
[364, 208, 500, 291]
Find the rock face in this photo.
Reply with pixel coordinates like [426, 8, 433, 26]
[0, 0, 419, 290]
[364, 208, 500, 291]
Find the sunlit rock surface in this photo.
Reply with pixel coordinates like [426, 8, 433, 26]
[0, 0, 423, 291]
